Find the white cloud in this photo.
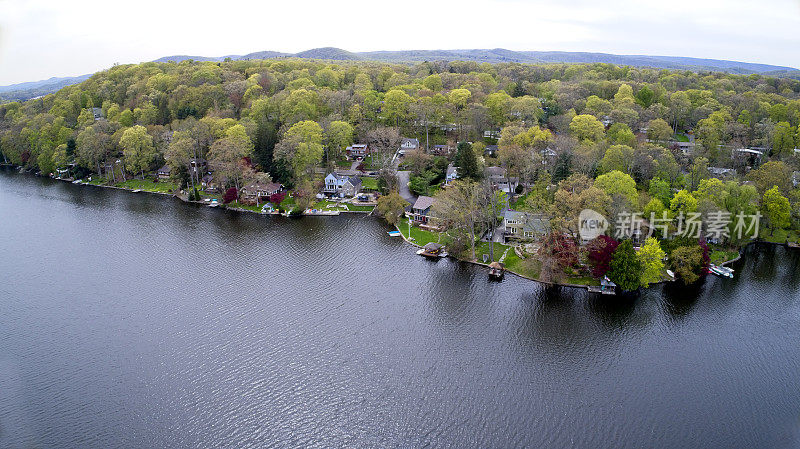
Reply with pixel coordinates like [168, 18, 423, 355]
[0, 0, 798, 85]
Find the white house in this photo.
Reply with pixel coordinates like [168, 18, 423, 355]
[444, 164, 458, 186]
[397, 138, 420, 157]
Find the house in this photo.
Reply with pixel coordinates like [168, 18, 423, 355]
[444, 164, 458, 186]
[483, 130, 500, 139]
[429, 144, 451, 156]
[189, 158, 207, 177]
[341, 176, 362, 197]
[670, 141, 695, 155]
[503, 211, 549, 242]
[541, 147, 558, 166]
[91, 107, 104, 120]
[733, 148, 764, 167]
[486, 166, 518, 193]
[484, 145, 498, 157]
[323, 173, 362, 197]
[708, 167, 736, 179]
[157, 165, 171, 181]
[793, 171, 800, 188]
[201, 174, 219, 193]
[410, 195, 437, 227]
[240, 181, 283, 205]
[346, 143, 370, 159]
[398, 138, 420, 157]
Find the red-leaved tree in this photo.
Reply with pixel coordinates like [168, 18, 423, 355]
[223, 187, 238, 204]
[586, 235, 619, 278]
[269, 191, 286, 205]
[538, 232, 579, 283]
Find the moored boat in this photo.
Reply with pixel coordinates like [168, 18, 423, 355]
[488, 261, 505, 280]
[417, 242, 447, 258]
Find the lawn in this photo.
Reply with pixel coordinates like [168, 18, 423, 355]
[474, 241, 510, 263]
[762, 229, 800, 244]
[361, 177, 378, 191]
[398, 218, 443, 247]
[227, 201, 263, 213]
[710, 250, 739, 264]
[115, 179, 176, 193]
[503, 249, 541, 279]
[347, 204, 375, 212]
[674, 133, 690, 142]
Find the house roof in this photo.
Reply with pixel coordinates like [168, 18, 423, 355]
[412, 195, 436, 211]
[485, 145, 498, 153]
[424, 242, 442, 250]
[401, 137, 420, 147]
[158, 165, 170, 173]
[243, 181, 282, 193]
[446, 164, 457, 177]
[346, 176, 362, 186]
[485, 166, 506, 177]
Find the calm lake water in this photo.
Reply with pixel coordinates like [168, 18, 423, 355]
[1, 169, 800, 448]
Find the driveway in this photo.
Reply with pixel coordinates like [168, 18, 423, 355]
[396, 170, 416, 204]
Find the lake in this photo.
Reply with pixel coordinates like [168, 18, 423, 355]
[1, 169, 800, 448]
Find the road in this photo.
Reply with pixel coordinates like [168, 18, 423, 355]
[396, 170, 416, 204]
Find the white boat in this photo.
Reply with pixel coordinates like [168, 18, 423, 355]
[709, 264, 734, 278]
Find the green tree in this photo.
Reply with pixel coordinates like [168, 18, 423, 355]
[608, 240, 641, 291]
[636, 237, 666, 286]
[594, 170, 638, 206]
[606, 123, 636, 147]
[599, 144, 634, 173]
[648, 178, 672, 205]
[207, 123, 254, 190]
[274, 120, 324, 182]
[120, 125, 156, 178]
[569, 114, 605, 142]
[647, 118, 673, 141]
[671, 245, 704, 284]
[325, 121, 354, 162]
[454, 141, 480, 181]
[383, 89, 412, 126]
[761, 186, 791, 234]
[669, 189, 698, 215]
[772, 121, 795, 158]
[376, 191, 409, 225]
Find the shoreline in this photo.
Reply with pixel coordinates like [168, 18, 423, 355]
[8, 168, 779, 292]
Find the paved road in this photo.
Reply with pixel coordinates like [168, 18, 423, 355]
[396, 170, 416, 204]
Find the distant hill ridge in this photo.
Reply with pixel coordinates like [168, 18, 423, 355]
[154, 47, 799, 75]
[3, 47, 798, 102]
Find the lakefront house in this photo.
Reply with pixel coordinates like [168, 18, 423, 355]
[240, 181, 283, 205]
[323, 173, 362, 198]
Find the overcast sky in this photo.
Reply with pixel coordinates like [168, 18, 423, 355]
[1, 0, 799, 86]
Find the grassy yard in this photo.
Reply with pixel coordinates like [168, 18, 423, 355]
[474, 241, 510, 263]
[347, 204, 375, 212]
[398, 218, 443, 247]
[674, 133, 690, 142]
[227, 201, 263, 213]
[115, 179, 176, 193]
[762, 229, 800, 244]
[360, 177, 378, 190]
[710, 250, 739, 264]
[503, 249, 541, 279]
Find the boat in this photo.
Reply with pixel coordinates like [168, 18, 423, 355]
[387, 231, 402, 237]
[709, 264, 734, 278]
[416, 242, 447, 258]
[488, 261, 505, 280]
[666, 269, 675, 279]
[132, 189, 142, 193]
